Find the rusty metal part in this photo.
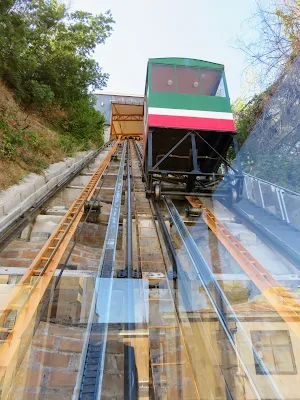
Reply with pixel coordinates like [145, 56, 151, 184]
[83, 200, 102, 223]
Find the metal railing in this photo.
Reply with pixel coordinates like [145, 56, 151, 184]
[243, 173, 300, 230]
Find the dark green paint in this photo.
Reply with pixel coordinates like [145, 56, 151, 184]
[148, 57, 224, 70]
[145, 57, 232, 113]
[149, 92, 232, 113]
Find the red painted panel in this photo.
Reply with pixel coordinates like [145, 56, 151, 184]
[148, 114, 236, 132]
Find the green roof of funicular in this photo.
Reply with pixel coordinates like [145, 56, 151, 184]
[148, 57, 224, 70]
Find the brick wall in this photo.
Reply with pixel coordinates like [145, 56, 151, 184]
[8, 322, 126, 399]
[0, 241, 43, 268]
[0, 240, 102, 272]
[8, 322, 85, 400]
[75, 222, 123, 251]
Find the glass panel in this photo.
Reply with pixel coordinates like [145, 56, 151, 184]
[251, 330, 272, 346]
[215, 74, 226, 97]
[4, 48, 300, 399]
[261, 348, 276, 374]
[95, 278, 149, 324]
[168, 220, 281, 399]
[176, 66, 200, 94]
[152, 64, 175, 93]
[273, 347, 296, 374]
[200, 68, 225, 96]
[270, 330, 291, 345]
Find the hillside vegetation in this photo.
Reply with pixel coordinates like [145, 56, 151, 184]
[0, 0, 114, 190]
[233, 0, 300, 191]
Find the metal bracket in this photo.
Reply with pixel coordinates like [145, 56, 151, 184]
[84, 200, 101, 223]
[185, 204, 202, 217]
[117, 269, 142, 279]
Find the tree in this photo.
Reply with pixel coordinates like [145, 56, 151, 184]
[275, 0, 300, 60]
[0, 0, 114, 154]
[236, 0, 300, 88]
[0, 0, 114, 108]
[234, 53, 300, 190]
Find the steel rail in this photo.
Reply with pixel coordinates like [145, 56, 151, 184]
[130, 142, 201, 399]
[124, 141, 137, 399]
[163, 195, 284, 400]
[152, 201, 178, 278]
[160, 190, 228, 197]
[126, 145, 133, 278]
[0, 139, 121, 399]
[153, 200, 234, 400]
[187, 197, 300, 337]
[76, 141, 127, 400]
[130, 141, 143, 278]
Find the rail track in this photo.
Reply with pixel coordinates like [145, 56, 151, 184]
[0, 139, 299, 399]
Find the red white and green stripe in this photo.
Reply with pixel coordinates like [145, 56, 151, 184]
[148, 107, 236, 132]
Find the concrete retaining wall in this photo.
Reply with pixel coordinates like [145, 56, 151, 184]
[0, 150, 97, 232]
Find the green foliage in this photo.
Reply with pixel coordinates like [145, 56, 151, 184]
[233, 1, 300, 191]
[228, 95, 267, 162]
[2, 0, 114, 107]
[233, 95, 266, 148]
[275, 1, 300, 64]
[21, 80, 54, 109]
[0, 118, 44, 161]
[57, 96, 105, 154]
[65, 97, 105, 150]
[0, 0, 114, 154]
[248, 150, 300, 192]
[230, 87, 300, 191]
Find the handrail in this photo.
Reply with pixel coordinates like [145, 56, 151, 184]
[244, 172, 300, 197]
[242, 172, 300, 227]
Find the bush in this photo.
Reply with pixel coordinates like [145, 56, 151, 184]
[0, 1, 112, 178]
[65, 97, 105, 150]
[21, 80, 54, 109]
[0, 2, 113, 111]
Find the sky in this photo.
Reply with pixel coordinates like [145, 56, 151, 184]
[70, 0, 260, 101]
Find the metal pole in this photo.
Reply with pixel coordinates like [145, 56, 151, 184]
[126, 142, 133, 278]
[244, 176, 249, 200]
[258, 180, 265, 209]
[280, 189, 290, 223]
[190, 133, 199, 172]
[276, 189, 285, 220]
[124, 140, 137, 400]
[147, 130, 153, 192]
[75, 141, 127, 400]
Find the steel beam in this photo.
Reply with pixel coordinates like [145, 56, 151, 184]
[190, 133, 200, 172]
[76, 141, 127, 400]
[152, 131, 191, 170]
